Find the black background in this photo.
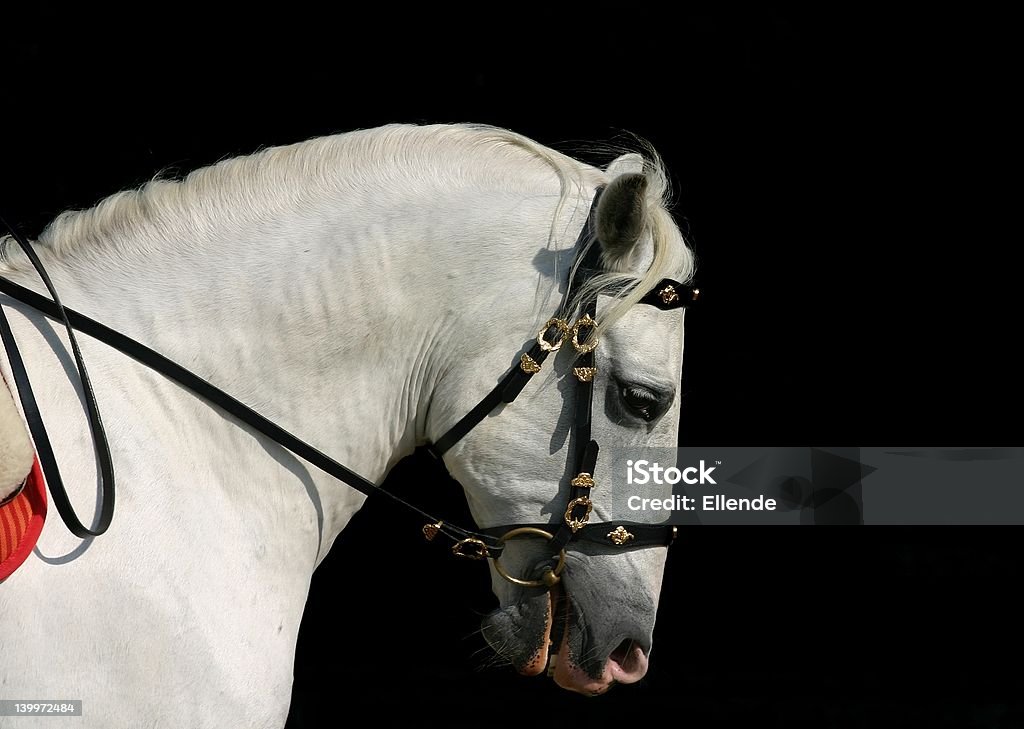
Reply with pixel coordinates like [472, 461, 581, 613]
[3, 8, 1020, 728]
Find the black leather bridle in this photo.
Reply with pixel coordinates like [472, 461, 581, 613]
[0, 190, 698, 588]
[424, 190, 699, 586]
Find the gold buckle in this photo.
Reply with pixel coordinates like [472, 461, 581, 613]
[572, 366, 597, 382]
[659, 285, 680, 305]
[520, 353, 542, 373]
[564, 496, 593, 532]
[570, 473, 595, 489]
[536, 318, 570, 352]
[451, 538, 490, 560]
[491, 527, 567, 588]
[422, 521, 444, 541]
[571, 313, 598, 353]
[606, 526, 635, 546]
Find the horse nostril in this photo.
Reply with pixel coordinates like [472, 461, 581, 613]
[610, 638, 634, 667]
[608, 639, 647, 680]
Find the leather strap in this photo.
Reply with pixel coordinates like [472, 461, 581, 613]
[638, 278, 700, 310]
[0, 213, 115, 538]
[550, 296, 599, 552]
[1, 189, 693, 564]
[427, 190, 605, 459]
[0, 271, 506, 550]
[428, 338, 551, 458]
[0, 215, 506, 550]
[481, 521, 678, 549]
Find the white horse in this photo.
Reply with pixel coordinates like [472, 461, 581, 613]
[0, 124, 694, 727]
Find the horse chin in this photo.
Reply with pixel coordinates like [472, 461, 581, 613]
[482, 582, 650, 695]
[480, 584, 554, 676]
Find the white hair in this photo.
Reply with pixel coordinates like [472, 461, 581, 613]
[447, 126, 695, 338]
[1, 124, 693, 336]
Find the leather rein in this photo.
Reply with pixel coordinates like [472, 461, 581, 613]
[0, 191, 698, 589]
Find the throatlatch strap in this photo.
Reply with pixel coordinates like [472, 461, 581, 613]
[428, 190, 606, 460]
[428, 339, 551, 459]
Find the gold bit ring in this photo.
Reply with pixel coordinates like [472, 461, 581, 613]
[492, 527, 567, 588]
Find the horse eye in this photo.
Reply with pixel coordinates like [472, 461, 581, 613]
[620, 384, 660, 421]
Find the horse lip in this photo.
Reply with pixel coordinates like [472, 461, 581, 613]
[480, 582, 555, 674]
[548, 582, 569, 651]
[518, 587, 556, 676]
[483, 580, 651, 692]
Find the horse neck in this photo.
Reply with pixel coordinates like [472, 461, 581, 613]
[19, 181, 572, 540]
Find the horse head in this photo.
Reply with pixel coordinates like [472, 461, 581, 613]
[434, 151, 693, 695]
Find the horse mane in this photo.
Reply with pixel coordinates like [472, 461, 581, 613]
[0, 123, 693, 335]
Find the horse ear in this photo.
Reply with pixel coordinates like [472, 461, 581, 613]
[596, 166, 649, 271]
[605, 152, 645, 177]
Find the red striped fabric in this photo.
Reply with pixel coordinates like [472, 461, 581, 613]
[0, 499, 16, 561]
[1, 371, 47, 582]
[0, 458, 46, 583]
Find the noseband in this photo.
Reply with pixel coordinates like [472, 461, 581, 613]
[0, 188, 698, 590]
